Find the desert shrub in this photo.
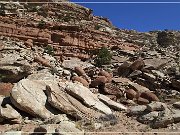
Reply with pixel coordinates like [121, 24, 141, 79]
[157, 31, 177, 47]
[44, 45, 54, 56]
[94, 24, 101, 30]
[62, 16, 71, 22]
[38, 19, 46, 28]
[94, 46, 112, 67]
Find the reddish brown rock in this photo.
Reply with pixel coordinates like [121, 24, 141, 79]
[105, 95, 117, 101]
[130, 58, 145, 71]
[24, 39, 33, 48]
[0, 42, 4, 51]
[74, 67, 86, 76]
[140, 91, 159, 102]
[98, 70, 112, 82]
[137, 97, 149, 105]
[117, 62, 131, 77]
[34, 56, 52, 67]
[0, 83, 13, 96]
[103, 83, 123, 96]
[90, 76, 107, 87]
[125, 89, 137, 100]
[71, 76, 89, 87]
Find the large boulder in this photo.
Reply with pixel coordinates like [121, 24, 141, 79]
[10, 79, 55, 119]
[0, 104, 22, 123]
[71, 76, 89, 87]
[65, 82, 112, 114]
[98, 70, 112, 82]
[117, 61, 131, 77]
[90, 76, 107, 88]
[172, 79, 180, 91]
[45, 84, 81, 119]
[0, 64, 31, 83]
[129, 58, 145, 71]
[46, 83, 103, 120]
[139, 92, 159, 102]
[74, 67, 86, 76]
[97, 94, 127, 111]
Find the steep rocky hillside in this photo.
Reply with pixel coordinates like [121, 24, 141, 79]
[0, 0, 180, 134]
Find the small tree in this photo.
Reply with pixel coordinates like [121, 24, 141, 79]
[94, 46, 112, 67]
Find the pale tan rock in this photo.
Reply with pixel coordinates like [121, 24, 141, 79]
[10, 79, 54, 119]
[65, 82, 112, 114]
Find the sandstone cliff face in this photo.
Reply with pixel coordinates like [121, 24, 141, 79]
[0, 1, 142, 60]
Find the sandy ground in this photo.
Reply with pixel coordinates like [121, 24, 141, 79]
[0, 112, 180, 134]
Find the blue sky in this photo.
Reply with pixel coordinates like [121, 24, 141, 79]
[70, 0, 180, 32]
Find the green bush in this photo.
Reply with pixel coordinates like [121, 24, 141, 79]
[38, 20, 46, 28]
[94, 24, 101, 30]
[94, 46, 112, 67]
[44, 45, 54, 56]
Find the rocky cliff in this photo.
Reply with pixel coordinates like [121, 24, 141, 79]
[0, 0, 180, 134]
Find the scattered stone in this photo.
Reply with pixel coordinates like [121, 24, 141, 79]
[146, 101, 167, 111]
[152, 70, 165, 78]
[98, 70, 112, 82]
[128, 105, 147, 115]
[137, 97, 149, 105]
[140, 92, 159, 102]
[137, 111, 159, 124]
[71, 76, 89, 87]
[34, 56, 52, 67]
[97, 94, 127, 111]
[24, 39, 33, 48]
[90, 76, 107, 88]
[117, 61, 131, 77]
[130, 58, 145, 71]
[173, 102, 180, 109]
[55, 121, 83, 134]
[63, 69, 71, 76]
[125, 89, 137, 100]
[74, 67, 86, 76]
[0, 104, 22, 123]
[144, 58, 170, 70]
[62, 58, 93, 70]
[0, 83, 13, 96]
[172, 79, 180, 90]
[128, 82, 150, 92]
[128, 70, 142, 78]
[142, 73, 156, 82]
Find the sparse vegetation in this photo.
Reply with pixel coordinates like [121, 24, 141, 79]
[94, 46, 112, 67]
[44, 45, 54, 56]
[62, 16, 71, 22]
[94, 24, 101, 30]
[38, 19, 46, 28]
